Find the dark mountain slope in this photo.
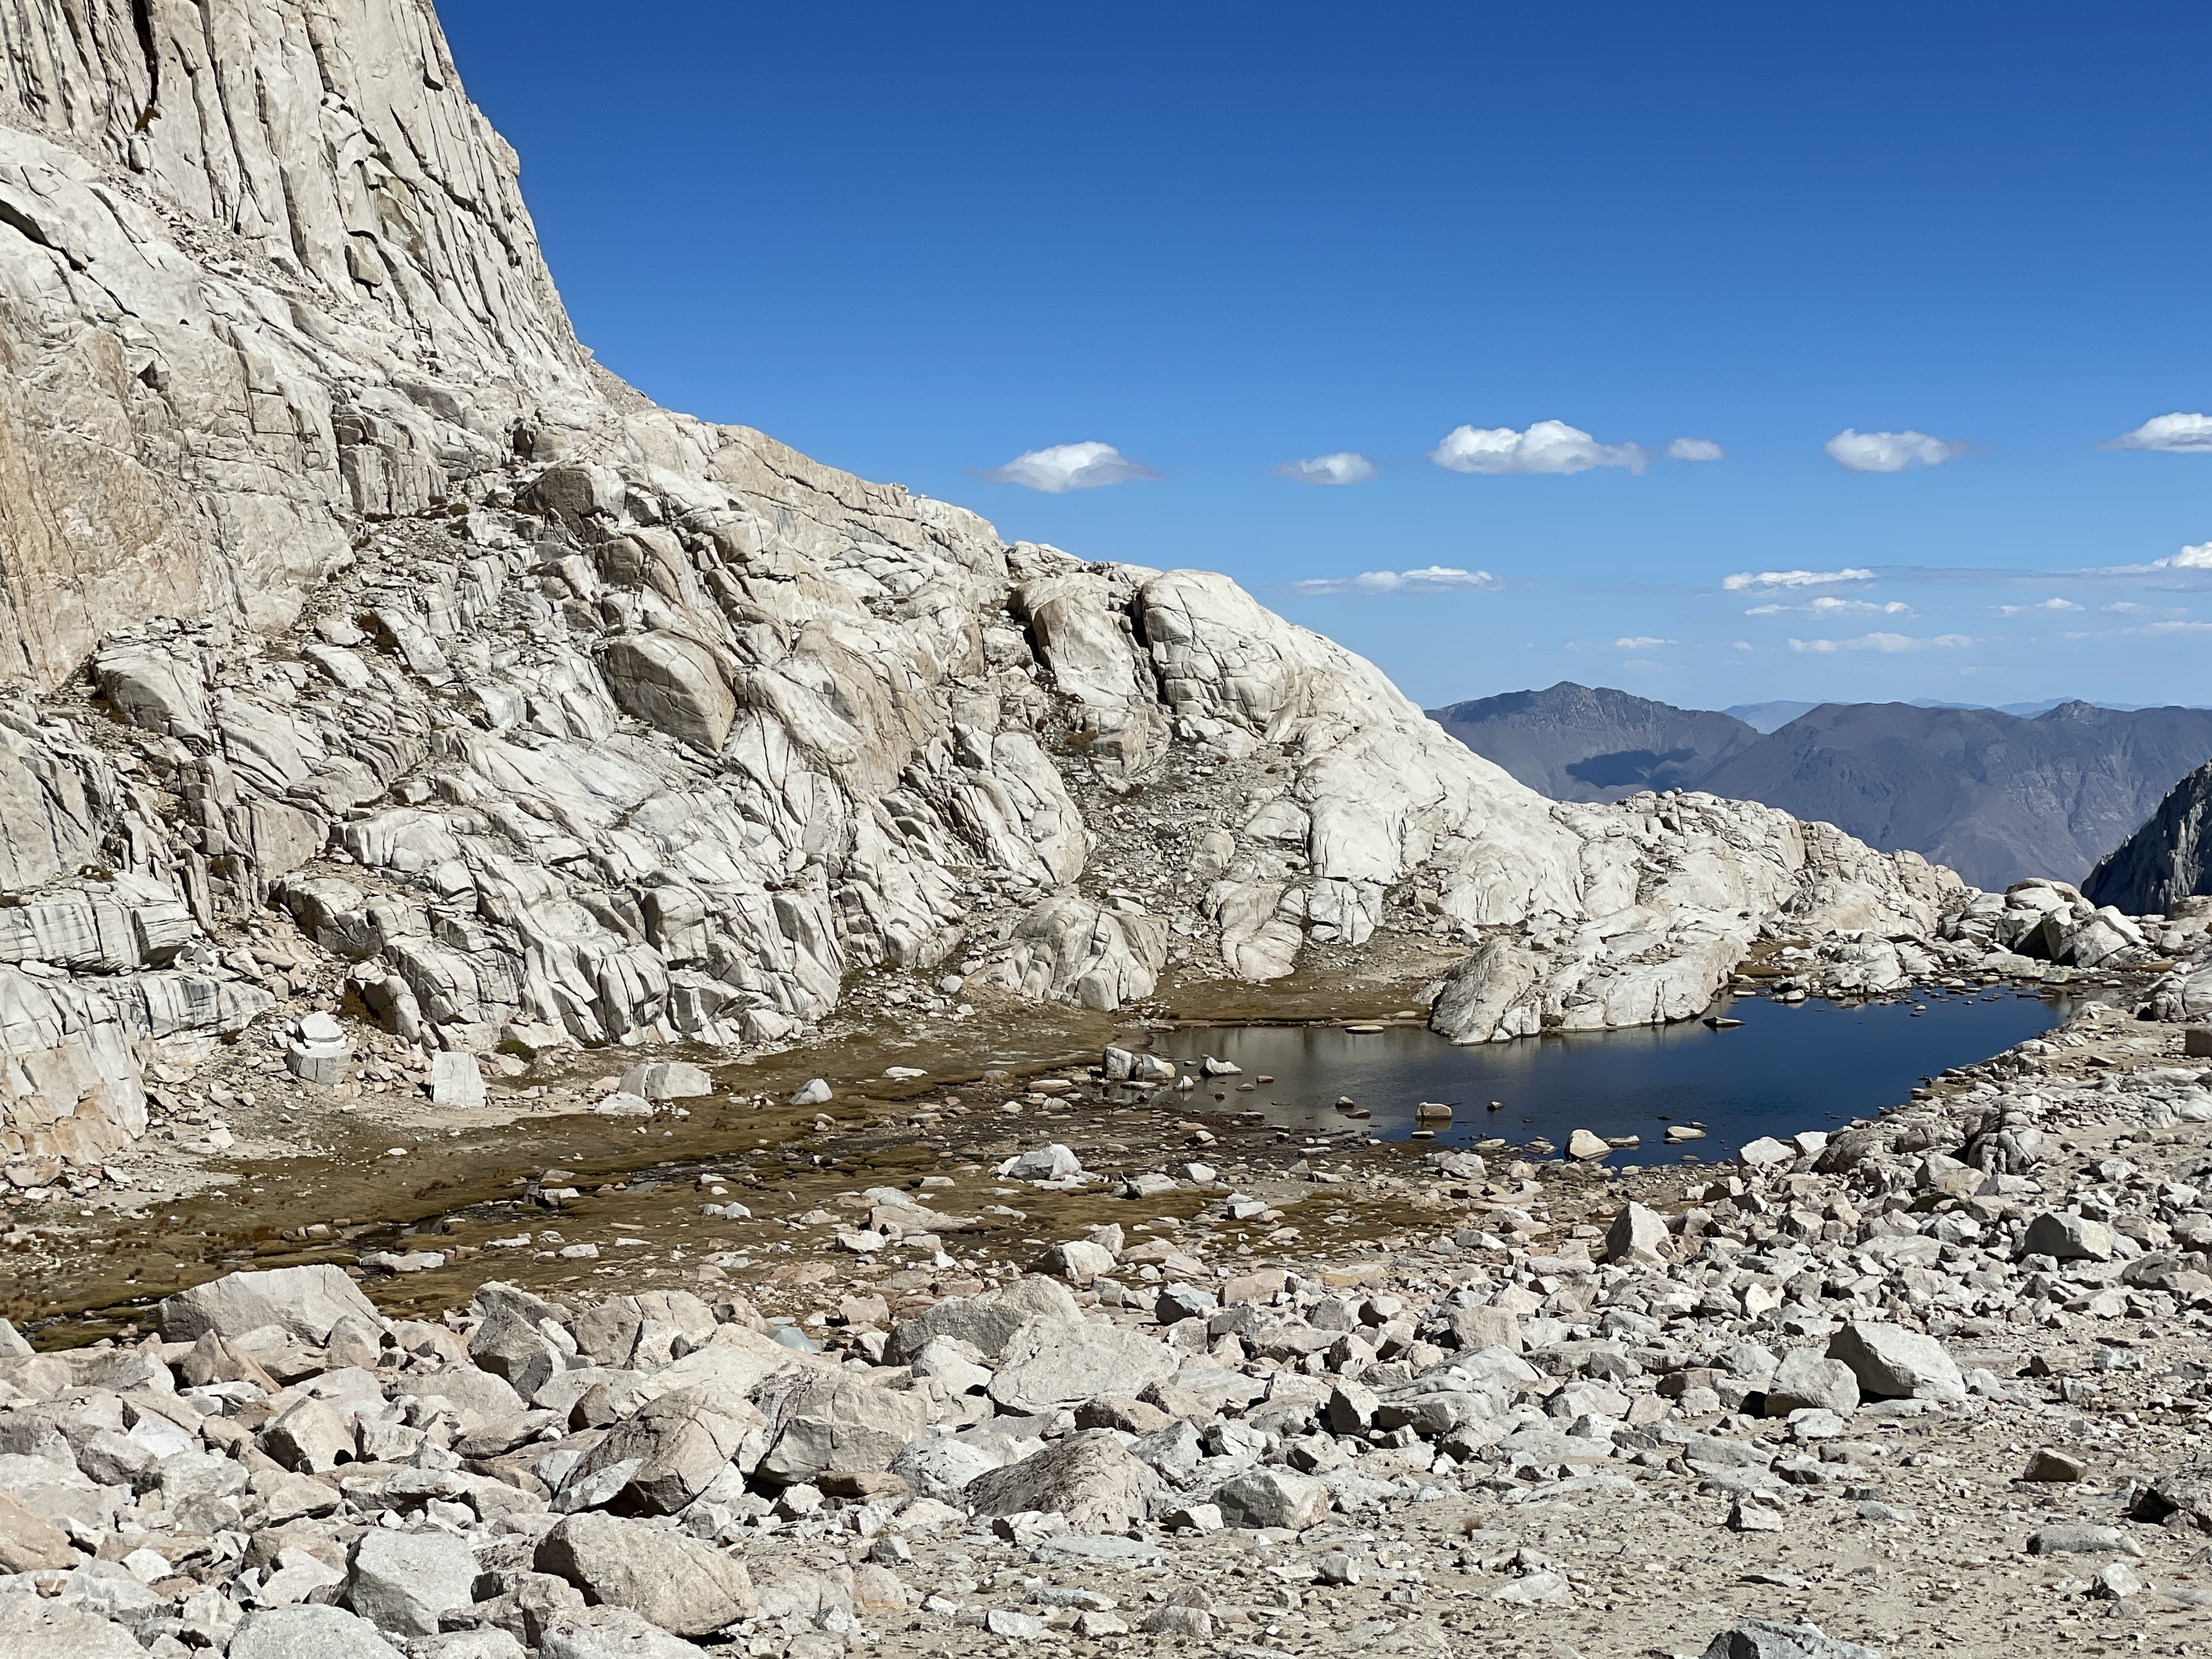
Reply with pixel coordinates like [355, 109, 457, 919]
[2085, 760, 2212, 914]
[1427, 683, 1760, 802]
[1696, 701, 2212, 889]
[1431, 689, 2212, 890]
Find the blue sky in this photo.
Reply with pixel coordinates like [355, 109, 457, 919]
[445, 2, 2212, 712]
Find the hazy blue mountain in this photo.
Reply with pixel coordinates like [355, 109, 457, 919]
[1430, 683, 1760, 802]
[1725, 699, 1820, 733]
[1433, 684, 2212, 889]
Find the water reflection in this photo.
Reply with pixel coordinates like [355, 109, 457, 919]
[1156, 989, 2074, 1162]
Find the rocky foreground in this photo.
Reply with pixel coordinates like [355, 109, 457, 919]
[4, 1001, 2212, 1659]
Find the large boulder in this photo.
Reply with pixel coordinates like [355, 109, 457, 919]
[95, 644, 210, 740]
[0, 1598, 145, 1659]
[535, 1512, 755, 1637]
[347, 1531, 478, 1636]
[389, 1368, 525, 1430]
[469, 1307, 568, 1400]
[2022, 1211, 2114, 1262]
[618, 1061, 715, 1102]
[602, 631, 735, 751]
[1825, 1322, 1964, 1402]
[1763, 1349, 1860, 1418]
[1214, 1468, 1330, 1530]
[755, 1372, 930, 1485]
[565, 1385, 766, 1514]
[1701, 1620, 1883, 1659]
[1429, 936, 1547, 1045]
[883, 1277, 1084, 1365]
[2128, 1462, 2212, 1532]
[574, 1290, 719, 1368]
[536, 1606, 706, 1659]
[0, 1487, 78, 1572]
[962, 1431, 1159, 1533]
[1605, 1201, 1669, 1265]
[229, 1606, 405, 1659]
[159, 1265, 383, 1347]
[986, 1318, 1177, 1413]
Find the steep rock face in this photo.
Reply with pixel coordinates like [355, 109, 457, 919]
[0, 0, 592, 686]
[2085, 760, 2212, 917]
[0, 0, 1973, 1183]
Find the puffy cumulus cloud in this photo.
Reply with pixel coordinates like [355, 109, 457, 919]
[2107, 413, 2212, 453]
[1824, 429, 1973, 472]
[1613, 636, 1674, 647]
[1272, 451, 1378, 487]
[981, 441, 1159, 493]
[1289, 565, 1500, 596]
[1665, 437, 1726, 462]
[2085, 538, 2212, 576]
[1429, 420, 1647, 476]
[1722, 567, 1875, 591]
[1745, 596, 1912, 618]
[1996, 597, 2084, 616]
[1789, 632, 1972, 654]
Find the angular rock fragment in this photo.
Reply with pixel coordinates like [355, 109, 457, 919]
[962, 1431, 1159, 1533]
[535, 1511, 755, 1637]
[160, 1265, 383, 1347]
[1825, 1322, 1964, 1402]
[1701, 1620, 1883, 1659]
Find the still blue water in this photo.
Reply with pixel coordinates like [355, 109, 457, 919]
[1156, 989, 2076, 1163]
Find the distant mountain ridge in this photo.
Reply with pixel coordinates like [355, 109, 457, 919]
[1430, 682, 2212, 890]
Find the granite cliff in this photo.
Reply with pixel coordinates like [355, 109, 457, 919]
[2086, 759, 2212, 919]
[0, 0, 1989, 1184]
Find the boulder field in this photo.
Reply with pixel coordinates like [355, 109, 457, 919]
[3, 1008, 2211, 1657]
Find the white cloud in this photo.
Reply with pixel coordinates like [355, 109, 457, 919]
[1722, 567, 1875, 591]
[2131, 619, 2212, 635]
[1747, 596, 1912, 618]
[1289, 566, 1500, 596]
[1996, 597, 2084, 616]
[1824, 428, 1972, 472]
[1731, 641, 1753, 651]
[1788, 632, 1971, 654]
[2088, 538, 2212, 575]
[2104, 602, 2188, 617]
[1665, 437, 1726, 462]
[1273, 452, 1378, 487]
[981, 441, 1159, 493]
[1613, 636, 1674, 647]
[2107, 413, 2212, 453]
[1429, 420, 1647, 476]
